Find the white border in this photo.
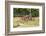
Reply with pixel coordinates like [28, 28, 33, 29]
[10, 4, 42, 32]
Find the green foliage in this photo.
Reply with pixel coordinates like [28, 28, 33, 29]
[31, 8, 39, 17]
[13, 8, 39, 17]
[13, 8, 31, 17]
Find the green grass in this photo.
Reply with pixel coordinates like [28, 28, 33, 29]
[13, 17, 39, 28]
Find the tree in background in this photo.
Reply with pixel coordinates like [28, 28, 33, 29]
[13, 8, 39, 17]
[31, 8, 39, 17]
[13, 8, 31, 17]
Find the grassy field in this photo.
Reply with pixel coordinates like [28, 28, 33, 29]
[13, 17, 39, 28]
